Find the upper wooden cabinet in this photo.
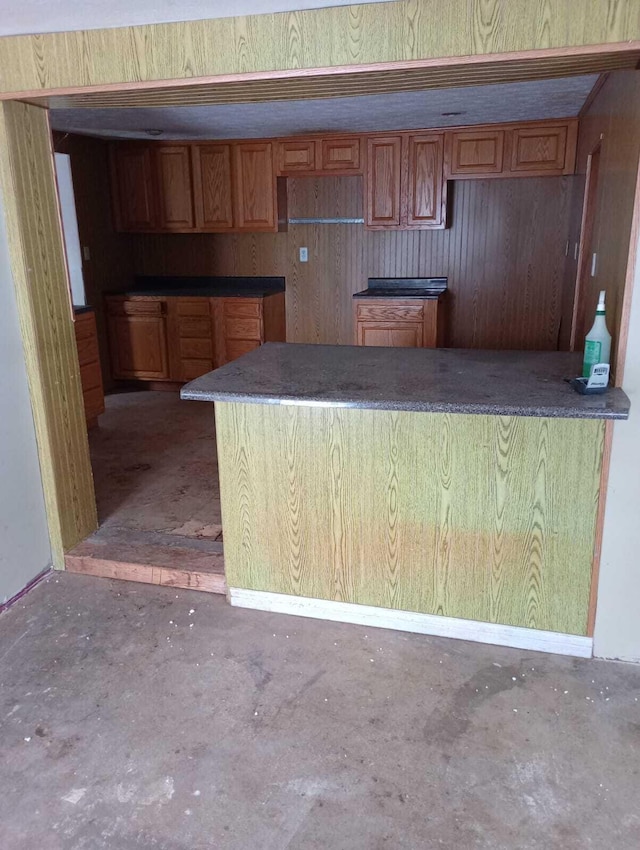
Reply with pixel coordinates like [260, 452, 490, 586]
[233, 142, 278, 231]
[366, 136, 402, 228]
[278, 140, 317, 173]
[510, 124, 571, 173]
[192, 144, 234, 230]
[406, 134, 445, 228]
[365, 133, 445, 230]
[110, 140, 281, 234]
[155, 145, 195, 230]
[110, 144, 158, 231]
[276, 135, 363, 176]
[448, 129, 505, 176]
[444, 119, 577, 179]
[320, 137, 361, 172]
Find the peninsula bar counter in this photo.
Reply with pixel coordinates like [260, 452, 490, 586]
[182, 344, 630, 657]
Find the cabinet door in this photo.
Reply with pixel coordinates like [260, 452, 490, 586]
[278, 140, 316, 174]
[193, 144, 234, 230]
[510, 124, 569, 173]
[406, 134, 445, 228]
[233, 143, 277, 231]
[320, 137, 361, 172]
[110, 144, 157, 231]
[357, 322, 423, 348]
[366, 136, 402, 228]
[155, 145, 195, 230]
[107, 302, 170, 380]
[448, 129, 505, 176]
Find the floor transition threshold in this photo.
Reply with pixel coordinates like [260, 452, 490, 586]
[65, 527, 226, 594]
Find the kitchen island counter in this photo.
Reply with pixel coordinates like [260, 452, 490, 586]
[182, 343, 630, 420]
[182, 343, 628, 657]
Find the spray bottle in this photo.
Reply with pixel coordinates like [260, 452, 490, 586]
[582, 290, 611, 378]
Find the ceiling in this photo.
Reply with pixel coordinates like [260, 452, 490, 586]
[0, 0, 392, 37]
[50, 75, 599, 141]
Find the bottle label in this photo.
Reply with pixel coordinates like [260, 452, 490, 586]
[583, 340, 602, 377]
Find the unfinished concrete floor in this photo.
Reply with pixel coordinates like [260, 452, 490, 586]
[1, 573, 640, 850]
[89, 391, 222, 541]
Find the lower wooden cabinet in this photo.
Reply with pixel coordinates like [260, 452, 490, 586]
[106, 292, 286, 384]
[106, 299, 170, 380]
[354, 299, 444, 348]
[74, 308, 105, 427]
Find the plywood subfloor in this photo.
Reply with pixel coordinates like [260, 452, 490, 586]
[89, 390, 222, 540]
[66, 390, 225, 592]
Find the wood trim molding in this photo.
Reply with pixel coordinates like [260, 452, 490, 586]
[228, 588, 594, 658]
[579, 72, 610, 118]
[587, 419, 614, 637]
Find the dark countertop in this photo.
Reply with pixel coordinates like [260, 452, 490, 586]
[109, 275, 285, 298]
[354, 277, 448, 299]
[181, 343, 630, 420]
[73, 305, 94, 315]
[353, 288, 446, 298]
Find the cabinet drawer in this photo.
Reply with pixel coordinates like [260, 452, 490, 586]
[223, 300, 262, 318]
[177, 317, 212, 338]
[76, 334, 100, 366]
[83, 386, 106, 419]
[226, 339, 261, 361]
[107, 299, 165, 316]
[80, 360, 103, 392]
[74, 312, 96, 340]
[179, 337, 213, 359]
[180, 359, 214, 381]
[355, 302, 424, 322]
[176, 299, 211, 316]
[224, 317, 263, 340]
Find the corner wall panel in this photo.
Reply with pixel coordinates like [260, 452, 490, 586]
[0, 102, 97, 566]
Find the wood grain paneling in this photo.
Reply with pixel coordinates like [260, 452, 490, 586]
[215, 403, 604, 635]
[134, 173, 574, 350]
[571, 70, 640, 382]
[0, 102, 97, 566]
[0, 4, 639, 97]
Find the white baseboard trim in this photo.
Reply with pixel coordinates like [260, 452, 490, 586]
[228, 588, 593, 658]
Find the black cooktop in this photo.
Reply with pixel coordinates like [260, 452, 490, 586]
[353, 277, 448, 299]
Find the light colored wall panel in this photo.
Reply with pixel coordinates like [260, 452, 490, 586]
[0, 102, 97, 566]
[0, 187, 52, 600]
[216, 402, 604, 636]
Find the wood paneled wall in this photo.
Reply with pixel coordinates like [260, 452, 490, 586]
[134, 174, 575, 350]
[54, 134, 136, 390]
[1, 1, 639, 96]
[572, 70, 640, 381]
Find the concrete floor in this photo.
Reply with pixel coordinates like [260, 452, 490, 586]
[90, 391, 222, 540]
[1, 574, 640, 849]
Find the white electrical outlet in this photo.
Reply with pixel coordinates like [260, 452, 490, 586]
[299, 247, 308, 263]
